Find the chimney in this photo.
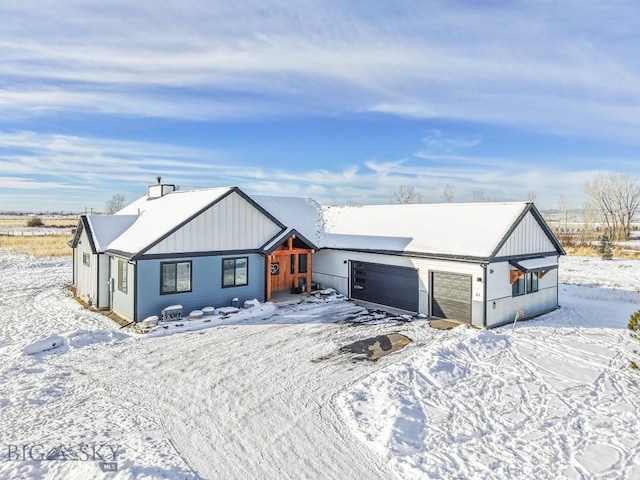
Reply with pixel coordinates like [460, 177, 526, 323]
[148, 177, 176, 199]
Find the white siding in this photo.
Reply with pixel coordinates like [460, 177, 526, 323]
[495, 212, 556, 258]
[97, 254, 110, 309]
[147, 191, 281, 255]
[313, 249, 485, 326]
[110, 256, 135, 321]
[74, 227, 98, 306]
[485, 259, 558, 327]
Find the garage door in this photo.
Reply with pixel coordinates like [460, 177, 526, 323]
[350, 261, 419, 312]
[431, 271, 472, 323]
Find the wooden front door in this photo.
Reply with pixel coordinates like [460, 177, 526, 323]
[266, 234, 313, 301]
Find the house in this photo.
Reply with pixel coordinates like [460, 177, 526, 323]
[71, 182, 564, 328]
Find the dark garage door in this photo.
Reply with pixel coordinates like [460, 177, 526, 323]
[431, 271, 472, 323]
[350, 261, 419, 312]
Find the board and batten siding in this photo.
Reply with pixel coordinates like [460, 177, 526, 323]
[146, 191, 282, 256]
[97, 254, 110, 309]
[485, 257, 559, 328]
[74, 227, 98, 306]
[312, 249, 485, 327]
[110, 256, 135, 321]
[135, 253, 266, 321]
[494, 211, 557, 258]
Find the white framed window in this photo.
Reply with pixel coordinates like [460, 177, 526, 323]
[118, 260, 128, 293]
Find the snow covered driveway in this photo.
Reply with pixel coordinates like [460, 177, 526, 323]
[0, 252, 434, 479]
[1, 253, 640, 479]
[79, 301, 433, 480]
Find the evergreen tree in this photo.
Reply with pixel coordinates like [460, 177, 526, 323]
[628, 310, 640, 369]
[597, 234, 613, 260]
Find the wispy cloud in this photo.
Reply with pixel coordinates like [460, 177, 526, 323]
[419, 130, 483, 154]
[2, 1, 640, 141]
[0, 129, 631, 212]
[2, 2, 640, 211]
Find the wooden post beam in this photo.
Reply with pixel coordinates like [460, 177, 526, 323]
[306, 252, 312, 296]
[266, 254, 272, 301]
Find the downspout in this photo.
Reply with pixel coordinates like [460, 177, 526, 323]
[482, 264, 488, 328]
[96, 254, 100, 308]
[556, 254, 560, 308]
[133, 261, 138, 323]
[108, 256, 113, 311]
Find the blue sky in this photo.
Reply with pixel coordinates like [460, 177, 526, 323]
[1, 0, 640, 212]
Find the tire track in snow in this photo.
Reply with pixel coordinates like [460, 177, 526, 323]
[64, 300, 430, 480]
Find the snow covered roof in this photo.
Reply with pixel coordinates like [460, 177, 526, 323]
[251, 195, 324, 251]
[509, 257, 559, 272]
[321, 202, 536, 260]
[106, 187, 234, 256]
[74, 186, 561, 262]
[86, 215, 138, 253]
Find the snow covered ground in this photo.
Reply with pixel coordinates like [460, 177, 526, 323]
[0, 252, 639, 479]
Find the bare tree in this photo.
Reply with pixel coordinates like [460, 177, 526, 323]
[105, 193, 126, 214]
[585, 173, 640, 241]
[393, 185, 422, 204]
[441, 184, 456, 203]
[472, 189, 490, 203]
[580, 201, 597, 245]
[614, 174, 640, 240]
[526, 190, 537, 203]
[558, 194, 568, 231]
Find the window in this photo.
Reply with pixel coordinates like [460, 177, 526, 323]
[526, 272, 539, 293]
[83, 253, 90, 266]
[223, 257, 248, 287]
[512, 274, 526, 297]
[512, 270, 539, 297]
[161, 261, 191, 295]
[118, 260, 128, 293]
[298, 253, 308, 274]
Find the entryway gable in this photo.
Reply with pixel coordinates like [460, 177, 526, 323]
[266, 232, 314, 301]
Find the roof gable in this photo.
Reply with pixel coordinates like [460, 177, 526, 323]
[86, 215, 138, 253]
[143, 189, 283, 257]
[491, 204, 565, 260]
[106, 187, 284, 259]
[251, 195, 323, 252]
[70, 215, 137, 254]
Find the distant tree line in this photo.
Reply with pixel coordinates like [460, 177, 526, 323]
[585, 173, 640, 242]
[392, 173, 640, 245]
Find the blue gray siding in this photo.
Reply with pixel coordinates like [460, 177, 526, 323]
[135, 253, 266, 321]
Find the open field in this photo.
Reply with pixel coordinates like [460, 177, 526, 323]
[0, 253, 639, 479]
[564, 245, 640, 259]
[2, 236, 640, 260]
[0, 235, 73, 258]
[0, 217, 78, 228]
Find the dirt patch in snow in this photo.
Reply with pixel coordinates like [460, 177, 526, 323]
[341, 333, 412, 361]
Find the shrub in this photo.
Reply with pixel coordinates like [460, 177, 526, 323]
[26, 216, 44, 227]
[629, 310, 640, 369]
